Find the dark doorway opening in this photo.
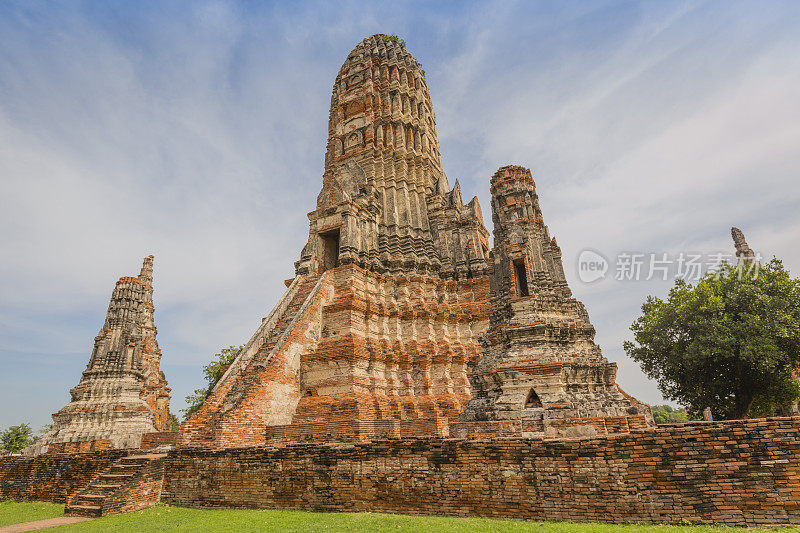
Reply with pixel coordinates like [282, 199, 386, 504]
[513, 258, 529, 297]
[320, 229, 340, 273]
[525, 388, 542, 408]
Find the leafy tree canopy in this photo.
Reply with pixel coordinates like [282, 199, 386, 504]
[182, 345, 243, 419]
[625, 259, 800, 420]
[1, 424, 36, 454]
[649, 404, 695, 424]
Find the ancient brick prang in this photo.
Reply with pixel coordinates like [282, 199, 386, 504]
[457, 166, 651, 437]
[294, 34, 490, 279]
[180, 37, 649, 447]
[30, 256, 172, 454]
[731, 227, 755, 263]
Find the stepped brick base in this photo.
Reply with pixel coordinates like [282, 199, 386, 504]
[65, 453, 167, 517]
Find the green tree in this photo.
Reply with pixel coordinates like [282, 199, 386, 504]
[625, 259, 800, 420]
[182, 345, 243, 419]
[650, 404, 693, 424]
[170, 414, 180, 431]
[1, 424, 36, 454]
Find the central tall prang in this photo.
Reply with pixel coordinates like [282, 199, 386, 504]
[295, 34, 490, 279]
[180, 35, 650, 448]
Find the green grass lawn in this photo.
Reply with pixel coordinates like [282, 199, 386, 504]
[0, 500, 65, 526]
[1, 502, 797, 532]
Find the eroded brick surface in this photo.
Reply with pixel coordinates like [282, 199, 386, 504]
[179, 36, 649, 446]
[29, 257, 172, 454]
[457, 166, 651, 438]
[0, 450, 126, 502]
[65, 453, 167, 517]
[162, 418, 800, 527]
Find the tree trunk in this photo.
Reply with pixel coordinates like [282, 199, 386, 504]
[734, 390, 754, 419]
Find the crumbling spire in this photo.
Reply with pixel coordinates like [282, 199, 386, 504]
[731, 227, 755, 263]
[139, 254, 154, 285]
[457, 165, 652, 437]
[435, 174, 450, 196]
[28, 255, 171, 454]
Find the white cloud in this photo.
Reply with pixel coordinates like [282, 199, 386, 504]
[1, 1, 798, 427]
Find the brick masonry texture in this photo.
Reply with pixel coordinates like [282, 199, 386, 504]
[65, 453, 167, 517]
[0, 450, 126, 503]
[179, 35, 648, 447]
[140, 431, 180, 450]
[4, 418, 800, 525]
[30, 256, 172, 454]
[162, 418, 800, 526]
[8, 35, 795, 526]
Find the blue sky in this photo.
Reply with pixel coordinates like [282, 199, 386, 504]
[1, 0, 799, 430]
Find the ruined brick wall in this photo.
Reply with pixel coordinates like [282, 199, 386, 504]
[163, 418, 800, 527]
[0, 450, 126, 503]
[140, 431, 179, 450]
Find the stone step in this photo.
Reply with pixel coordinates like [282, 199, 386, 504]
[90, 483, 122, 490]
[74, 493, 106, 500]
[125, 453, 167, 460]
[99, 473, 135, 479]
[66, 453, 168, 518]
[65, 504, 103, 518]
[111, 464, 140, 470]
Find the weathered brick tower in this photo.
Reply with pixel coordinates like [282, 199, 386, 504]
[455, 166, 651, 437]
[180, 35, 649, 447]
[31, 256, 171, 453]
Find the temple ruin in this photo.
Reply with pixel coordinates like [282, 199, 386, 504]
[8, 35, 800, 528]
[732, 226, 756, 263]
[180, 34, 650, 448]
[30, 256, 172, 454]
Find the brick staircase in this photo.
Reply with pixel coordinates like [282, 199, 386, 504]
[65, 453, 167, 517]
[179, 273, 327, 448]
[254, 276, 320, 358]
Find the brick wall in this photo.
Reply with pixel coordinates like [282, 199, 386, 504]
[43, 440, 112, 454]
[0, 450, 126, 503]
[4, 418, 800, 526]
[140, 432, 179, 450]
[162, 418, 800, 526]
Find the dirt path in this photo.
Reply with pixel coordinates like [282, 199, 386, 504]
[0, 516, 92, 532]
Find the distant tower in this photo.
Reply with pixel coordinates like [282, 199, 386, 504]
[31, 256, 171, 454]
[457, 166, 651, 437]
[731, 227, 756, 263]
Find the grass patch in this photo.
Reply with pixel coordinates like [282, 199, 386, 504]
[24, 504, 796, 532]
[1, 502, 796, 532]
[0, 500, 64, 526]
